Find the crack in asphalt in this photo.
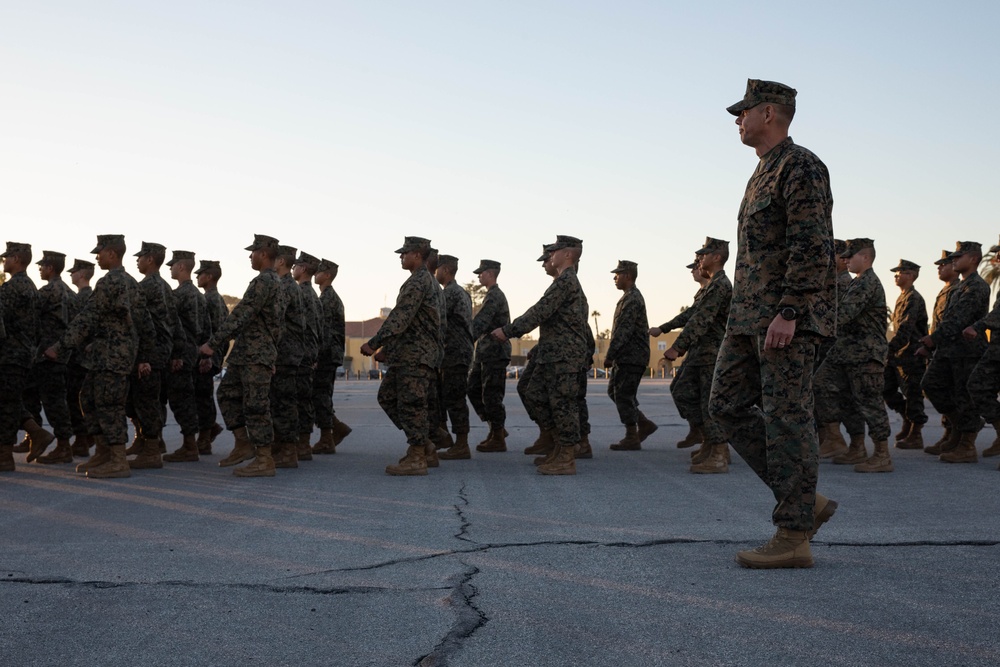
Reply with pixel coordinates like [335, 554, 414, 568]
[453, 483, 474, 544]
[413, 563, 487, 667]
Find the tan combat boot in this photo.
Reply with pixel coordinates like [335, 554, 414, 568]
[940, 431, 979, 463]
[13, 434, 31, 453]
[312, 428, 336, 454]
[690, 442, 712, 464]
[433, 425, 454, 450]
[808, 493, 838, 540]
[129, 437, 164, 469]
[534, 444, 560, 466]
[478, 426, 494, 446]
[832, 434, 867, 464]
[234, 445, 276, 477]
[676, 422, 703, 449]
[0, 445, 15, 472]
[855, 439, 894, 473]
[71, 434, 93, 458]
[690, 443, 729, 474]
[219, 427, 255, 467]
[386, 445, 428, 476]
[37, 439, 73, 464]
[163, 434, 200, 463]
[76, 438, 112, 473]
[125, 421, 144, 456]
[273, 441, 299, 469]
[897, 423, 924, 449]
[22, 418, 55, 462]
[297, 433, 313, 461]
[424, 441, 440, 467]
[330, 417, 353, 446]
[439, 433, 472, 460]
[981, 421, 1000, 457]
[477, 426, 507, 453]
[636, 412, 658, 442]
[894, 418, 912, 444]
[538, 444, 576, 475]
[575, 434, 593, 459]
[87, 444, 131, 479]
[610, 424, 641, 451]
[524, 429, 555, 455]
[736, 527, 813, 569]
[818, 422, 849, 459]
[196, 424, 223, 455]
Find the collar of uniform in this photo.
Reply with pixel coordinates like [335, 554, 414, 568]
[758, 136, 794, 173]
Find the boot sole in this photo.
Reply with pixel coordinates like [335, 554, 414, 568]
[87, 470, 131, 479]
[854, 465, 894, 473]
[690, 467, 728, 474]
[234, 470, 276, 477]
[219, 456, 254, 467]
[736, 555, 813, 569]
[385, 468, 428, 476]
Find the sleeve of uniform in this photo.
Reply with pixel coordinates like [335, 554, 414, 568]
[605, 294, 637, 363]
[889, 292, 919, 353]
[776, 155, 834, 313]
[209, 278, 260, 351]
[368, 279, 422, 350]
[932, 280, 989, 346]
[132, 285, 157, 363]
[471, 289, 499, 339]
[503, 274, 573, 339]
[659, 307, 694, 333]
[329, 294, 345, 360]
[673, 281, 726, 354]
[836, 273, 877, 328]
[54, 284, 106, 354]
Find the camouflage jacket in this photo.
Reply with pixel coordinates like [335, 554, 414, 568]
[674, 271, 732, 367]
[471, 284, 511, 366]
[368, 266, 442, 368]
[36, 276, 77, 364]
[73, 286, 93, 317]
[974, 291, 1000, 360]
[275, 273, 306, 367]
[138, 272, 177, 370]
[929, 272, 989, 359]
[441, 280, 474, 367]
[172, 280, 209, 366]
[658, 286, 706, 332]
[606, 286, 649, 367]
[930, 279, 959, 333]
[209, 269, 286, 366]
[318, 285, 345, 368]
[203, 287, 228, 371]
[434, 281, 448, 367]
[0, 272, 39, 369]
[54, 267, 156, 374]
[888, 287, 927, 360]
[504, 266, 590, 368]
[837, 270, 852, 296]
[729, 137, 836, 337]
[827, 268, 887, 365]
[299, 282, 321, 366]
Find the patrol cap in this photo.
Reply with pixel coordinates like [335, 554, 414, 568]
[473, 259, 501, 274]
[537, 244, 550, 262]
[727, 79, 797, 116]
[834, 239, 847, 256]
[547, 235, 583, 252]
[276, 245, 297, 259]
[245, 234, 280, 252]
[36, 250, 66, 266]
[316, 258, 339, 274]
[695, 237, 730, 255]
[611, 260, 638, 274]
[166, 250, 196, 266]
[890, 259, 920, 273]
[948, 241, 982, 259]
[437, 254, 458, 270]
[0, 241, 31, 258]
[294, 251, 320, 269]
[194, 259, 221, 275]
[90, 234, 125, 254]
[395, 236, 432, 254]
[69, 258, 95, 273]
[134, 241, 166, 258]
[686, 261, 699, 269]
[840, 238, 875, 258]
[933, 250, 953, 266]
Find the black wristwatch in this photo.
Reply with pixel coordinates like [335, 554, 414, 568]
[779, 306, 798, 321]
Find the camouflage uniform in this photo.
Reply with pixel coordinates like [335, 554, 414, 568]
[296, 262, 322, 438]
[882, 266, 928, 426]
[467, 262, 511, 432]
[606, 274, 649, 425]
[659, 285, 706, 423]
[814, 266, 865, 437]
[427, 267, 448, 432]
[196, 272, 228, 431]
[313, 277, 345, 429]
[439, 273, 473, 434]
[66, 280, 93, 437]
[966, 277, 1000, 426]
[163, 262, 207, 437]
[708, 135, 836, 533]
[271, 268, 306, 445]
[0, 254, 39, 448]
[128, 253, 174, 440]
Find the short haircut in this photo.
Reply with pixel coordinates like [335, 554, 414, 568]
[202, 266, 221, 281]
[10, 248, 32, 265]
[714, 247, 730, 264]
[149, 249, 165, 268]
[47, 256, 66, 274]
[175, 258, 195, 272]
[773, 103, 795, 124]
[277, 250, 296, 267]
[74, 265, 95, 280]
[260, 245, 278, 261]
[106, 239, 127, 259]
[857, 247, 876, 261]
[566, 247, 582, 262]
[416, 246, 431, 260]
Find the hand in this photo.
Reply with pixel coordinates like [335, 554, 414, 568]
[764, 315, 796, 351]
[374, 349, 386, 362]
[491, 327, 508, 342]
[914, 346, 930, 358]
[663, 347, 679, 361]
[199, 343, 214, 357]
[648, 327, 662, 337]
[198, 358, 213, 374]
[962, 326, 978, 341]
[360, 343, 375, 357]
[603, 358, 613, 368]
[919, 335, 934, 349]
[43, 346, 58, 361]
[526, 347, 534, 360]
[171, 359, 184, 372]
[137, 363, 152, 379]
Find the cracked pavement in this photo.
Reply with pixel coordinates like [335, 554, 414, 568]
[3, 381, 1000, 666]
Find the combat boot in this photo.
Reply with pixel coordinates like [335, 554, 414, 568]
[736, 527, 813, 569]
[610, 424, 641, 451]
[163, 434, 200, 463]
[272, 442, 299, 469]
[129, 437, 164, 469]
[386, 445, 428, 476]
[676, 423, 703, 449]
[71, 434, 93, 458]
[575, 434, 593, 459]
[424, 441, 440, 467]
[538, 444, 576, 475]
[22, 418, 55, 462]
[477, 426, 507, 453]
[13, 434, 30, 453]
[534, 444, 559, 466]
[982, 420, 1000, 457]
[87, 444, 131, 479]
[690, 443, 729, 474]
[924, 425, 954, 455]
[808, 493, 838, 540]
[234, 445, 276, 477]
[940, 432, 979, 463]
[478, 427, 494, 446]
[219, 427, 254, 467]
[636, 412, 658, 442]
[76, 437, 111, 473]
[894, 418, 913, 444]
[832, 434, 867, 465]
[297, 433, 313, 461]
[854, 439, 894, 473]
[37, 439, 73, 464]
[439, 433, 472, 460]
[897, 423, 924, 449]
[125, 422, 144, 456]
[818, 422, 849, 459]
[196, 423, 223, 455]
[432, 426, 453, 450]
[330, 417, 352, 446]
[311, 428, 336, 454]
[524, 429, 555, 455]
[0, 445, 15, 472]
[690, 442, 712, 464]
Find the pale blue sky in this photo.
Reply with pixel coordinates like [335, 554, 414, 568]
[2, 2, 998, 329]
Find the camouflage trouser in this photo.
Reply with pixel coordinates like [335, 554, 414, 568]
[883, 357, 928, 425]
[194, 366, 219, 431]
[671, 365, 702, 423]
[81, 370, 130, 445]
[270, 364, 300, 443]
[127, 368, 163, 439]
[523, 361, 581, 446]
[377, 364, 433, 447]
[968, 353, 1000, 424]
[297, 365, 315, 435]
[673, 363, 726, 444]
[23, 360, 74, 439]
[66, 362, 87, 436]
[312, 365, 339, 429]
[440, 364, 471, 434]
[467, 361, 507, 428]
[517, 357, 539, 423]
[427, 368, 444, 428]
[577, 368, 590, 436]
[0, 364, 29, 446]
[608, 364, 644, 425]
[709, 334, 818, 533]
[217, 363, 273, 447]
[922, 355, 981, 432]
[162, 365, 200, 435]
[814, 360, 890, 440]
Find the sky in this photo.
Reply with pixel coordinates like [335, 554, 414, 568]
[2, 1, 999, 331]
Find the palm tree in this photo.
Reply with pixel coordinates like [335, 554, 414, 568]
[980, 248, 1000, 290]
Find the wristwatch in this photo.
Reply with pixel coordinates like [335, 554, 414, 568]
[779, 306, 798, 321]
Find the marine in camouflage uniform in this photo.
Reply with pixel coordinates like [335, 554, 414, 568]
[425, 249, 450, 450]
[292, 252, 322, 458]
[194, 259, 227, 453]
[517, 248, 553, 453]
[66, 258, 95, 456]
[922, 251, 961, 452]
[362, 237, 443, 476]
[882, 259, 928, 449]
[467, 259, 511, 452]
[434, 255, 475, 460]
[269, 245, 307, 468]
[311, 258, 351, 453]
[709, 80, 838, 568]
[919, 241, 990, 463]
[964, 237, 1000, 460]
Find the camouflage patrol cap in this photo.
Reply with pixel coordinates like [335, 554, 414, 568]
[933, 250, 953, 266]
[437, 254, 459, 270]
[948, 241, 982, 259]
[395, 236, 432, 254]
[36, 250, 66, 266]
[245, 234, 280, 252]
[69, 258, 95, 273]
[134, 241, 166, 258]
[166, 250, 195, 266]
[840, 238, 875, 258]
[727, 79, 797, 116]
[276, 245, 297, 259]
[834, 239, 847, 256]
[685, 261, 699, 269]
[0, 241, 31, 258]
[294, 251, 320, 269]
[316, 258, 339, 274]
[694, 237, 730, 255]
[611, 260, 638, 274]
[194, 259, 221, 275]
[473, 259, 501, 274]
[890, 259, 920, 273]
[90, 234, 125, 254]
[547, 235, 583, 251]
